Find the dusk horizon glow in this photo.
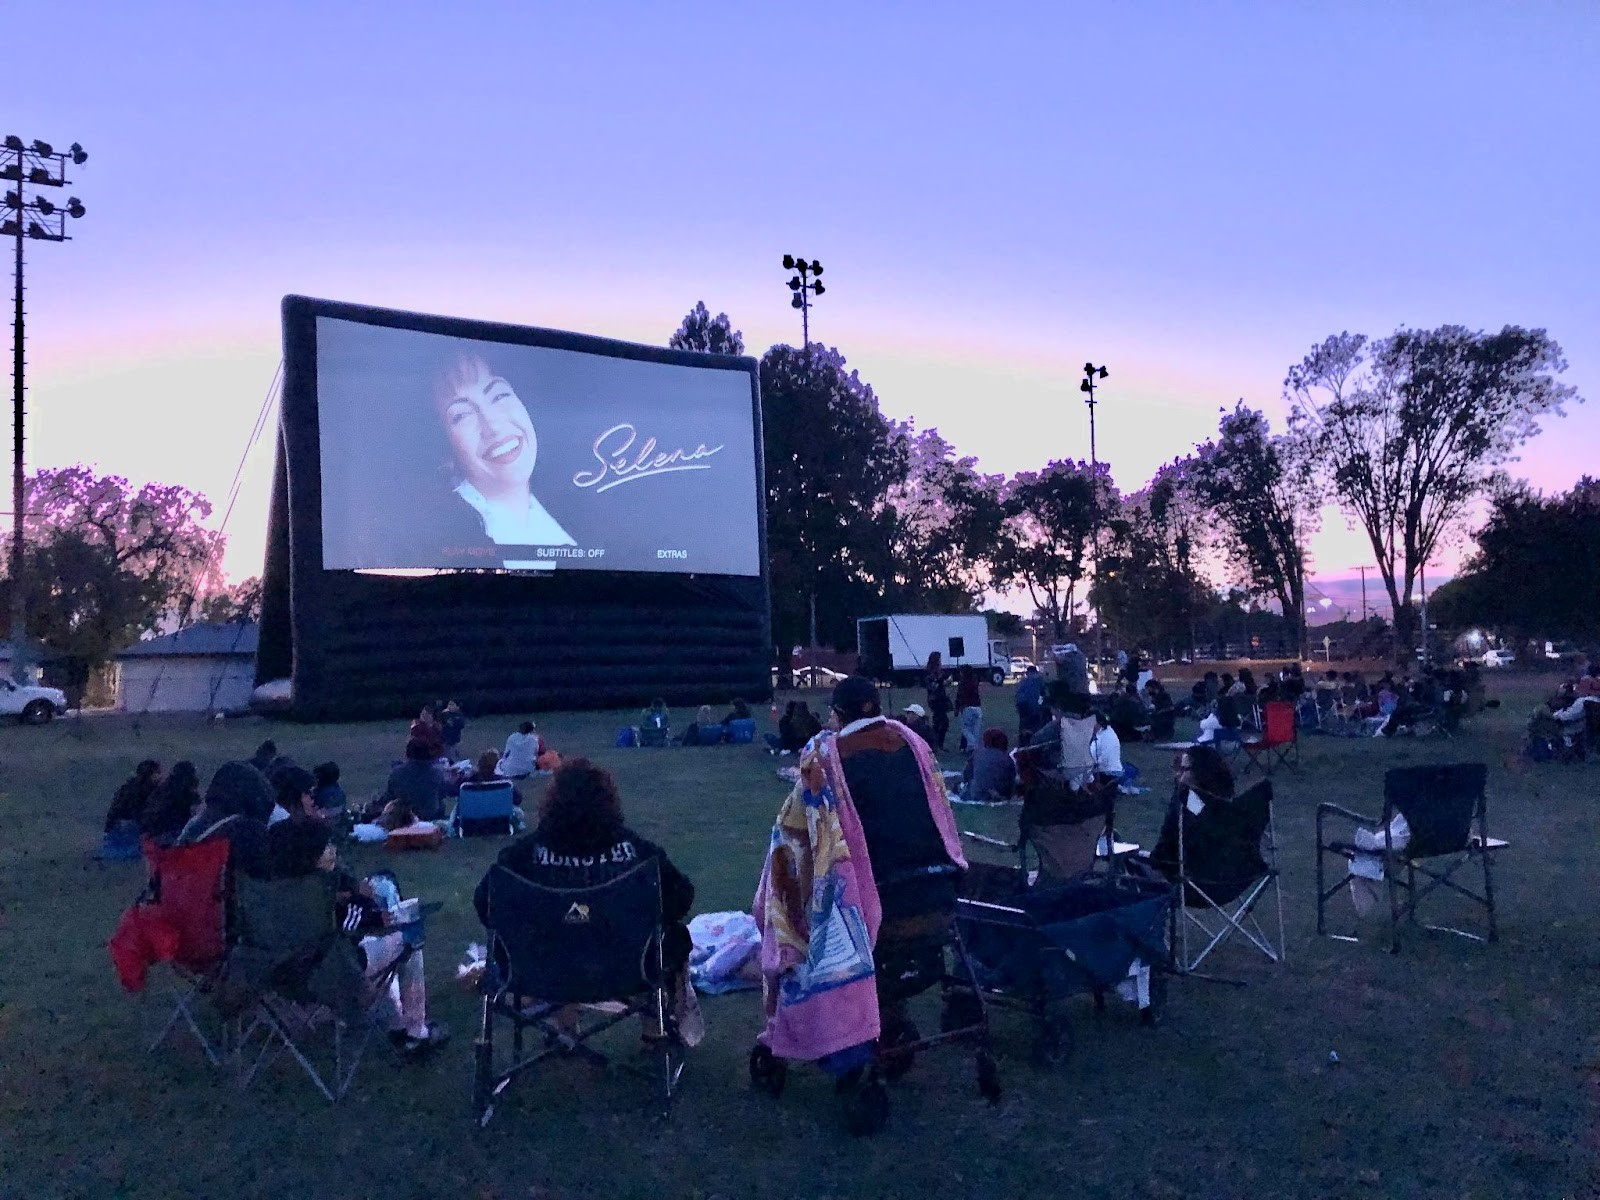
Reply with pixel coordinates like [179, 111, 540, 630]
[9, 2, 1596, 610]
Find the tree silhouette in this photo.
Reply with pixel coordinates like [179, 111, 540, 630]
[669, 301, 745, 356]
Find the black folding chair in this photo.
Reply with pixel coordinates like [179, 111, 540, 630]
[232, 875, 434, 1103]
[474, 859, 682, 1127]
[1167, 780, 1285, 982]
[1317, 763, 1504, 952]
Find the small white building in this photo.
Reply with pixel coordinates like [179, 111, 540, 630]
[116, 622, 260, 714]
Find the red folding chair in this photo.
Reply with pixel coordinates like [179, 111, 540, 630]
[125, 837, 235, 1066]
[1242, 701, 1298, 775]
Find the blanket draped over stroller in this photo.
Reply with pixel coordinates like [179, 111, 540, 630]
[753, 719, 965, 1063]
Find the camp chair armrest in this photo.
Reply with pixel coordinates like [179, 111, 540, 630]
[1316, 802, 1377, 826]
[960, 831, 1017, 851]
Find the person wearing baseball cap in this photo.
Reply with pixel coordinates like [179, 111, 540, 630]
[898, 702, 934, 747]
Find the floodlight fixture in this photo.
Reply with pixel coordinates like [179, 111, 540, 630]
[3, 135, 21, 151]
[29, 139, 51, 156]
[67, 198, 84, 218]
[2, 191, 17, 210]
[69, 143, 87, 165]
[34, 197, 53, 215]
[778, 252, 827, 347]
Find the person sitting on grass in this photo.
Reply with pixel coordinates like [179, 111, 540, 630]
[500, 721, 546, 778]
[722, 698, 753, 727]
[371, 738, 449, 822]
[770, 700, 823, 754]
[265, 816, 448, 1056]
[473, 758, 696, 1039]
[960, 728, 1017, 804]
[408, 706, 446, 760]
[899, 702, 935, 748]
[640, 699, 672, 743]
[98, 760, 163, 860]
[1089, 710, 1125, 785]
[467, 748, 524, 808]
[270, 763, 320, 822]
[176, 761, 277, 880]
[140, 761, 201, 847]
[682, 705, 719, 746]
[439, 699, 467, 757]
[311, 761, 346, 821]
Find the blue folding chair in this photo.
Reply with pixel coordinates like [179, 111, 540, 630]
[473, 860, 683, 1126]
[451, 781, 516, 837]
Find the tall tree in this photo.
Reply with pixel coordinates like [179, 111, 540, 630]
[1286, 325, 1578, 650]
[1431, 478, 1600, 644]
[669, 302, 745, 356]
[760, 344, 908, 650]
[1093, 462, 1210, 656]
[197, 576, 264, 625]
[1189, 404, 1318, 658]
[2, 467, 218, 663]
[991, 459, 1117, 640]
[873, 424, 1006, 613]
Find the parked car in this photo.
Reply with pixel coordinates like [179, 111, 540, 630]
[0, 677, 69, 724]
[791, 665, 847, 688]
[1481, 649, 1516, 669]
[1007, 656, 1035, 678]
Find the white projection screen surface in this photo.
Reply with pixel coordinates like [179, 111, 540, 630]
[314, 316, 762, 576]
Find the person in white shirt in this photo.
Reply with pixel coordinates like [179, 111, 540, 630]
[1089, 710, 1124, 781]
[500, 721, 543, 779]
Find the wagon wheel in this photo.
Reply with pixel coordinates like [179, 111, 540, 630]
[878, 1015, 920, 1082]
[1140, 969, 1169, 1028]
[1031, 1011, 1074, 1068]
[748, 1043, 787, 1097]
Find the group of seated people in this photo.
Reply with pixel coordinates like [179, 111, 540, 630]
[1525, 662, 1600, 760]
[99, 744, 346, 861]
[635, 698, 756, 747]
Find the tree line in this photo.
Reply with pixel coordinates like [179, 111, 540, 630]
[673, 303, 1579, 659]
[0, 307, 1579, 673]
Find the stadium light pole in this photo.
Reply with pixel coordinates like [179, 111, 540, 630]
[781, 254, 827, 668]
[3, 135, 87, 682]
[782, 254, 824, 349]
[1080, 362, 1109, 661]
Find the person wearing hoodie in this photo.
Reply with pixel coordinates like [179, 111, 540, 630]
[139, 761, 202, 846]
[176, 761, 277, 880]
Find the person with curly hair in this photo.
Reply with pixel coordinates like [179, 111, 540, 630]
[473, 758, 695, 979]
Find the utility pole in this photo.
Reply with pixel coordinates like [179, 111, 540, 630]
[3, 136, 87, 683]
[1354, 564, 1370, 622]
[1080, 362, 1109, 663]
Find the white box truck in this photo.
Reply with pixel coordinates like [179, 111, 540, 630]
[856, 614, 1010, 686]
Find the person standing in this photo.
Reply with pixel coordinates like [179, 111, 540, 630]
[924, 652, 952, 752]
[1014, 665, 1045, 743]
[955, 666, 983, 753]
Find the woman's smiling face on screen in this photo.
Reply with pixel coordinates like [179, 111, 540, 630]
[433, 353, 537, 502]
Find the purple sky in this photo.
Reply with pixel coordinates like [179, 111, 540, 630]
[11, 3, 1598, 604]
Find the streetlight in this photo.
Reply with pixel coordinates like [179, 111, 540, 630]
[781, 254, 825, 348]
[3, 135, 87, 682]
[1079, 362, 1109, 469]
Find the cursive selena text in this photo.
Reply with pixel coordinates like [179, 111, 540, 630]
[572, 423, 725, 494]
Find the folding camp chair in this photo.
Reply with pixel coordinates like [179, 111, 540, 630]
[451, 781, 517, 837]
[1316, 763, 1504, 952]
[1242, 700, 1298, 775]
[1168, 780, 1285, 982]
[474, 859, 683, 1128]
[140, 837, 235, 1067]
[232, 874, 432, 1102]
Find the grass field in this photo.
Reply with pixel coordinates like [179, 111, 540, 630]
[1, 679, 1595, 1200]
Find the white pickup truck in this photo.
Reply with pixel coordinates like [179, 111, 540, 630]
[0, 677, 68, 724]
